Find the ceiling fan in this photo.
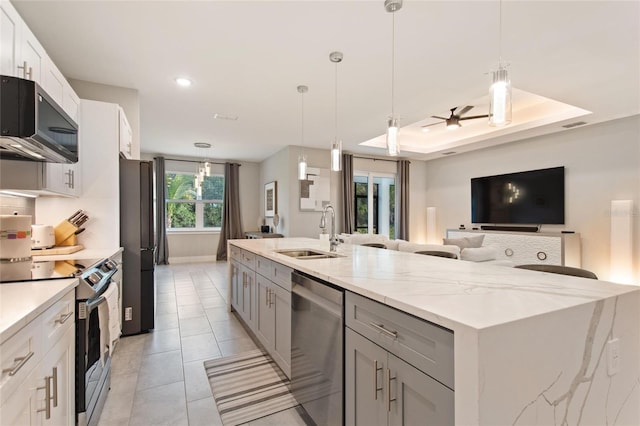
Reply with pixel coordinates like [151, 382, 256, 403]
[422, 106, 489, 130]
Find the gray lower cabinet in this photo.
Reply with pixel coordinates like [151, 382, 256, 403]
[230, 260, 256, 329]
[345, 292, 454, 426]
[229, 248, 292, 378]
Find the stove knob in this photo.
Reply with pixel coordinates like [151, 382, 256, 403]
[87, 272, 102, 285]
[106, 260, 117, 270]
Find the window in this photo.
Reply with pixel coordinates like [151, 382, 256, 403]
[353, 173, 395, 238]
[166, 172, 224, 231]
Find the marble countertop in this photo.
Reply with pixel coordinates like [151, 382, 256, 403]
[229, 237, 639, 331]
[32, 247, 123, 262]
[0, 278, 78, 344]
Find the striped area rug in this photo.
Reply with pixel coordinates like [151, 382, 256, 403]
[204, 349, 298, 426]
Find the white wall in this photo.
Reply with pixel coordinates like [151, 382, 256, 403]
[260, 146, 344, 238]
[423, 115, 640, 282]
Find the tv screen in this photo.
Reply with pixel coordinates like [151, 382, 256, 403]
[471, 167, 565, 224]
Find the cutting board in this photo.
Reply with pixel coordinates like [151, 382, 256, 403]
[32, 244, 84, 256]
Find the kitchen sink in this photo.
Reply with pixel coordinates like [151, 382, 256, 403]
[275, 249, 342, 260]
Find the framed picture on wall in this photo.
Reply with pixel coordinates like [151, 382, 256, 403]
[265, 181, 277, 217]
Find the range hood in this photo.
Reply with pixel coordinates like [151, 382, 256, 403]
[0, 75, 78, 163]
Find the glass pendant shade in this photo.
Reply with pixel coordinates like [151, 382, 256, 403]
[298, 154, 307, 180]
[331, 140, 342, 172]
[489, 66, 512, 126]
[386, 117, 400, 156]
[204, 162, 211, 177]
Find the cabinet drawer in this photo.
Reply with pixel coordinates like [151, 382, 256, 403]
[345, 292, 454, 390]
[271, 262, 292, 291]
[239, 249, 256, 269]
[0, 316, 42, 405]
[255, 255, 272, 279]
[229, 245, 242, 262]
[41, 289, 75, 350]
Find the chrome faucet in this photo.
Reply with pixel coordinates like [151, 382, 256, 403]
[320, 204, 339, 252]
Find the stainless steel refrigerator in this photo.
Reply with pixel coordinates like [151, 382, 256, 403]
[120, 158, 155, 335]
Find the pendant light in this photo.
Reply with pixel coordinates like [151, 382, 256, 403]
[193, 142, 211, 200]
[297, 85, 308, 180]
[489, 0, 512, 126]
[385, 0, 402, 156]
[330, 51, 343, 172]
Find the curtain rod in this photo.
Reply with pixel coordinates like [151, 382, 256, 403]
[155, 157, 240, 166]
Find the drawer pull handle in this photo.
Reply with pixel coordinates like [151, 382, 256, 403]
[52, 367, 58, 407]
[373, 360, 383, 400]
[2, 351, 35, 376]
[55, 311, 73, 325]
[369, 322, 398, 339]
[37, 375, 52, 419]
[386, 368, 397, 412]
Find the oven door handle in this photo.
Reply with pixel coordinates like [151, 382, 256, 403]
[85, 295, 106, 311]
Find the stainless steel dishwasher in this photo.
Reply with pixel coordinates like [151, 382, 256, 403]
[291, 271, 344, 426]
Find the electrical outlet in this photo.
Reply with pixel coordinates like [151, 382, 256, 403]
[607, 338, 620, 376]
[125, 307, 133, 321]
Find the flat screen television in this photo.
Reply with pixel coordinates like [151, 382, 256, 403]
[471, 166, 565, 224]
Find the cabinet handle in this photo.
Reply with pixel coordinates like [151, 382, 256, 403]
[373, 360, 383, 400]
[55, 311, 73, 325]
[386, 369, 397, 412]
[2, 351, 34, 376]
[243, 272, 247, 288]
[269, 289, 274, 307]
[70, 170, 75, 188]
[265, 288, 269, 306]
[369, 322, 398, 339]
[52, 367, 58, 407]
[17, 61, 33, 79]
[37, 375, 52, 419]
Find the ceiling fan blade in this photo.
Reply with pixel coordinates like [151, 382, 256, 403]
[459, 114, 489, 120]
[431, 115, 448, 120]
[457, 105, 474, 116]
[421, 121, 444, 128]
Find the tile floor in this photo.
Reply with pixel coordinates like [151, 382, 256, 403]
[98, 261, 307, 426]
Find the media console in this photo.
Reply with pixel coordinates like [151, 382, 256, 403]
[446, 229, 581, 267]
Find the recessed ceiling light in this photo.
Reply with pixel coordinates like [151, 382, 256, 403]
[194, 142, 211, 148]
[421, 127, 430, 133]
[213, 113, 238, 121]
[175, 77, 192, 87]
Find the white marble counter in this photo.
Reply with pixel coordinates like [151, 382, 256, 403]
[230, 237, 640, 425]
[32, 247, 123, 262]
[0, 278, 77, 344]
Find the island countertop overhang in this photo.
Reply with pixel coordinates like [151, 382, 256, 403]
[228, 237, 638, 332]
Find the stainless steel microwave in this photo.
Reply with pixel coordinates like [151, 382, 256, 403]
[0, 75, 78, 163]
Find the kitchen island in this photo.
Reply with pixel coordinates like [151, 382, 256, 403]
[228, 237, 640, 425]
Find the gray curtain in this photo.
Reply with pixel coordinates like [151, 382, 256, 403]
[397, 159, 410, 240]
[341, 153, 354, 234]
[216, 162, 244, 260]
[154, 157, 170, 264]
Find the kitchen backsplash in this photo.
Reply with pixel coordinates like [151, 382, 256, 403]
[0, 194, 35, 220]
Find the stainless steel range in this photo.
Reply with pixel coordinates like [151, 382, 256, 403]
[75, 258, 119, 426]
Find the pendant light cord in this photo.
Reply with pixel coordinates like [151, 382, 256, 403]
[334, 61, 338, 140]
[391, 10, 395, 117]
[498, 0, 503, 65]
[301, 90, 305, 153]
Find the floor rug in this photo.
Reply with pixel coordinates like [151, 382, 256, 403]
[204, 349, 298, 426]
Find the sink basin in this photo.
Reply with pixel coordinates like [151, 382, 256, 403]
[275, 249, 341, 260]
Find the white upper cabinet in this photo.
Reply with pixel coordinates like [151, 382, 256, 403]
[0, 0, 79, 121]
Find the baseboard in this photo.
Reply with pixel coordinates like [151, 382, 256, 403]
[480, 225, 539, 232]
[168, 255, 218, 264]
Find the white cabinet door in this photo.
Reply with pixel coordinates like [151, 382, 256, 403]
[42, 163, 81, 197]
[62, 85, 80, 123]
[42, 56, 64, 106]
[39, 325, 74, 426]
[118, 107, 133, 159]
[0, 364, 39, 426]
[18, 24, 44, 84]
[0, 0, 21, 77]
[230, 260, 241, 312]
